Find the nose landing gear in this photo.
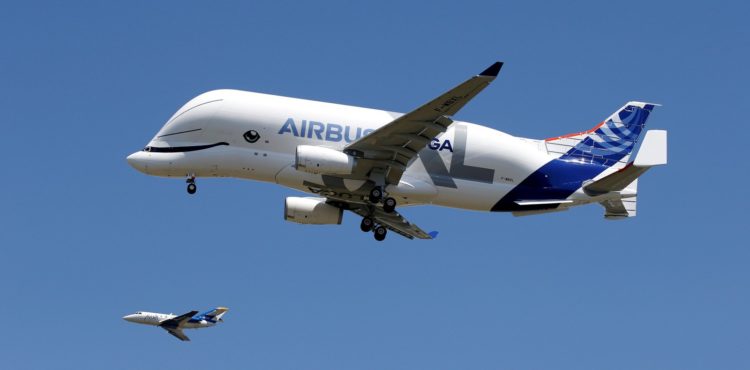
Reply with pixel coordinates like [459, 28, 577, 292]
[186, 175, 197, 194]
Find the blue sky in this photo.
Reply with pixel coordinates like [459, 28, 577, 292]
[1, 1, 748, 369]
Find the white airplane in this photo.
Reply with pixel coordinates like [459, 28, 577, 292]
[127, 62, 667, 241]
[123, 307, 228, 341]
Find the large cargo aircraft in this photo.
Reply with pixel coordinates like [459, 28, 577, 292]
[127, 62, 667, 241]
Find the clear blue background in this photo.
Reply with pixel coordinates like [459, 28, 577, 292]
[1, 1, 747, 369]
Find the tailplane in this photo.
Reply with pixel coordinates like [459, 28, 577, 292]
[583, 130, 668, 219]
[546, 101, 657, 167]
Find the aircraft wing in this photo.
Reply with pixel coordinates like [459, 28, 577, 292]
[162, 327, 191, 341]
[159, 310, 198, 328]
[344, 62, 503, 185]
[342, 201, 435, 240]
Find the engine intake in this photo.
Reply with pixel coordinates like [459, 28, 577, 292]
[295, 145, 355, 175]
[284, 197, 343, 225]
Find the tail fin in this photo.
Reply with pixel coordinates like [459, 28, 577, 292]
[546, 101, 657, 167]
[197, 307, 229, 322]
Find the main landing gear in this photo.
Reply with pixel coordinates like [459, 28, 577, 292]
[368, 186, 397, 213]
[361, 216, 388, 241]
[362, 186, 395, 241]
[360, 217, 374, 232]
[373, 225, 387, 241]
[186, 175, 197, 195]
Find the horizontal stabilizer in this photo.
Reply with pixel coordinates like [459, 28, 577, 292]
[601, 197, 637, 219]
[583, 130, 667, 195]
[583, 164, 646, 195]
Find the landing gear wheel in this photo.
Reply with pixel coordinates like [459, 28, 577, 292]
[369, 186, 383, 203]
[360, 217, 374, 232]
[373, 226, 387, 241]
[187, 182, 197, 194]
[383, 197, 396, 213]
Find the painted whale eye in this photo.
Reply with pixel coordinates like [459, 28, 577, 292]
[244, 130, 260, 143]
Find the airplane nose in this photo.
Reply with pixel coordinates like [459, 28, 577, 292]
[126, 151, 147, 173]
[122, 314, 136, 322]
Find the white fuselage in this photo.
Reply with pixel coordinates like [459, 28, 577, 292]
[126, 89, 599, 211]
[122, 311, 214, 329]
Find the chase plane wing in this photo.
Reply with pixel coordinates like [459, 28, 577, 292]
[162, 327, 191, 341]
[159, 310, 198, 328]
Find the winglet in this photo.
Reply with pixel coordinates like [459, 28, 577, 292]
[479, 62, 503, 77]
[428, 231, 439, 239]
[633, 130, 668, 167]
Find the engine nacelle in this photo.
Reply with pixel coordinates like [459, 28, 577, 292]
[284, 197, 343, 225]
[295, 145, 355, 175]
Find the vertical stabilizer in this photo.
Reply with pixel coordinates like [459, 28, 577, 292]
[546, 102, 657, 167]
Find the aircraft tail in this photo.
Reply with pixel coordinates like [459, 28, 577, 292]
[546, 101, 657, 168]
[583, 130, 668, 219]
[600, 180, 638, 219]
[198, 307, 229, 322]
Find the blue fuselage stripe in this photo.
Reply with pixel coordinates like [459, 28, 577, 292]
[491, 159, 608, 211]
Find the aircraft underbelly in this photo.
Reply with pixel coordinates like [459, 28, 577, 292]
[431, 179, 515, 211]
[216, 147, 292, 183]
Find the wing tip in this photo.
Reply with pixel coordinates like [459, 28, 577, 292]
[479, 62, 503, 77]
[428, 231, 439, 239]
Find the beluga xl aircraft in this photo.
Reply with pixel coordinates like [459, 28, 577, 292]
[127, 62, 667, 241]
[123, 307, 228, 341]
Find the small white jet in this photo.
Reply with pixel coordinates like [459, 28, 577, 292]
[127, 62, 667, 241]
[123, 307, 228, 341]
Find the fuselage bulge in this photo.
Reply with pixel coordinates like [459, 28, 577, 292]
[127, 89, 549, 210]
[127, 63, 667, 240]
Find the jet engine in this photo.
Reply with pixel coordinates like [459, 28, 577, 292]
[295, 145, 356, 175]
[284, 197, 343, 225]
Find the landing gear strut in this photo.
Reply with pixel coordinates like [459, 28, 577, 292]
[373, 225, 387, 241]
[186, 175, 197, 195]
